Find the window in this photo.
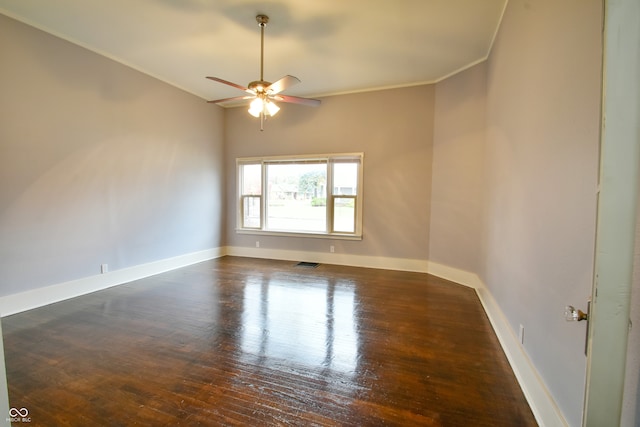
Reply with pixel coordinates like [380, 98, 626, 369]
[237, 153, 363, 239]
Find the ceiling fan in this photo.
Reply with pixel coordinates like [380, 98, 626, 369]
[206, 14, 321, 130]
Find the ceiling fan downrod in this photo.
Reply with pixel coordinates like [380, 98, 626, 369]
[247, 15, 270, 104]
[257, 14, 268, 83]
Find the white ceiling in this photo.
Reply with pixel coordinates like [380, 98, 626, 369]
[0, 0, 507, 102]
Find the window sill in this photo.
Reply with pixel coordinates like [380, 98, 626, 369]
[236, 229, 363, 241]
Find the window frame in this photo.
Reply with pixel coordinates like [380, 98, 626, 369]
[236, 153, 363, 240]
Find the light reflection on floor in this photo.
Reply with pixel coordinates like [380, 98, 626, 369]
[240, 275, 358, 374]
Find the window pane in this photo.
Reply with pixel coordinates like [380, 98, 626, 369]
[237, 154, 362, 237]
[266, 163, 327, 232]
[332, 163, 358, 195]
[242, 196, 261, 228]
[333, 197, 355, 233]
[241, 163, 262, 195]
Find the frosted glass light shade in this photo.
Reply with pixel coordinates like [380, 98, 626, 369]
[265, 101, 280, 116]
[248, 98, 264, 117]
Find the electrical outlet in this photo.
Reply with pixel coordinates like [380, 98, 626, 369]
[518, 324, 525, 345]
[255, 241, 260, 248]
[101, 264, 108, 274]
[330, 245, 335, 253]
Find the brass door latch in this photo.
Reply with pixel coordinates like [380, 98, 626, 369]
[565, 305, 588, 321]
[565, 302, 591, 356]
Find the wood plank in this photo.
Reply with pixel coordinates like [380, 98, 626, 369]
[2, 256, 537, 425]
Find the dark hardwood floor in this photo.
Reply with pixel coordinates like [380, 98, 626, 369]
[2, 256, 537, 426]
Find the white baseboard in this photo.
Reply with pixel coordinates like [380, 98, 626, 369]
[425, 260, 484, 289]
[225, 246, 482, 289]
[225, 245, 431, 273]
[475, 286, 568, 427]
[0, 248, 224, 317]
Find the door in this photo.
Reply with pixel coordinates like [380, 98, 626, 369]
[582, 0, 640, 425]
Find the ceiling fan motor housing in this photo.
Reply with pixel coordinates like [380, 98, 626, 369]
[256, 14, 269, 27]
[248, 80, 272, 94]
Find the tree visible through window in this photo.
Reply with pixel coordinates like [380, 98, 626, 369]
[267, 162, 327, 232]
[237, 154, 363, 238]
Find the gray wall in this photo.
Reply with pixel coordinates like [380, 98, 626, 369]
[224, 86, 435, 260]
[431, 62, 486, 274]
[483, 0, 602, 425]
[0, 15, 225, 296]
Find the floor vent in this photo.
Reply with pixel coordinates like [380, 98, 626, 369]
[296, 262, 319, 268]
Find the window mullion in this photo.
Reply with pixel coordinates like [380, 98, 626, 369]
[261, 161, 266, 230]
[327, 161, 334, 233]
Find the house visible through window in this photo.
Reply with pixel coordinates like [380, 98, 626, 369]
[237, 153, 363, 239]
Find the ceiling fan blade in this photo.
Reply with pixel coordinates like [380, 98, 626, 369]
[266, 75, 301, 95]
[207, 95, 255, 104]
[206, 77, 254, 94]
[272, 94, 321, 107]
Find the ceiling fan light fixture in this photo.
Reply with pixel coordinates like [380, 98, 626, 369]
[206, 14, 320, 130]
[248, 98, 264, 117]
[265, 100, 280, 116]
[248, 98, 280, 118]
